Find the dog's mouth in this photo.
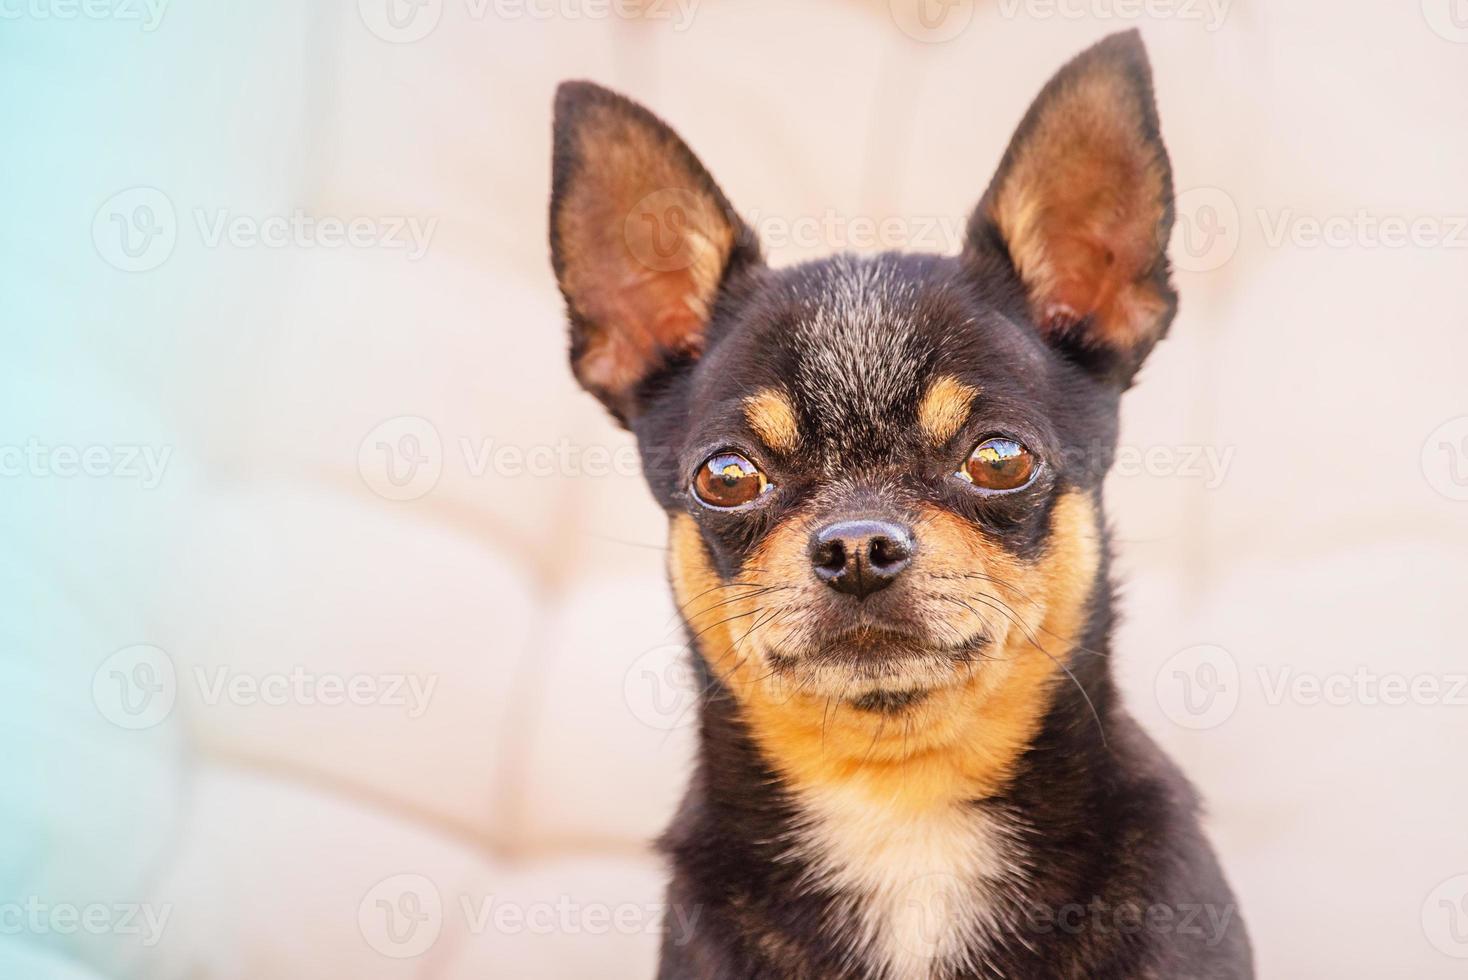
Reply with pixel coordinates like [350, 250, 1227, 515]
[807, 627, 990, 663]
[760, 627, 993, 708]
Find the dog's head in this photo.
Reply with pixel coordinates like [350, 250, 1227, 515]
[550, 32, 1174, 762]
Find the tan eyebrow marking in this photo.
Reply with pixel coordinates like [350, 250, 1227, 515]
[743, 387, 800, 454]
[918, 376, 979, 444]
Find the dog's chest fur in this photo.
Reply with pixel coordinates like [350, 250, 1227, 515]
[785, 783, 1027, 980]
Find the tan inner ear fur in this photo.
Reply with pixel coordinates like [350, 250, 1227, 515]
[557, 103, 735, 402]
[990, 69, 1170, 353]
[669, 491, 1101, 812]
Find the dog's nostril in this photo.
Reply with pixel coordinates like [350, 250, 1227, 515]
[812, 539, 847, 576]
[809, 519, 914, 599]
[868, 534, 911, 571]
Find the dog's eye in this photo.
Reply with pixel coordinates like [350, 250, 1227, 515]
[959, 438, 1036, 491]
[692, 452, 771, 509]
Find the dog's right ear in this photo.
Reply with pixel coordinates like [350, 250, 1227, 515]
[550, 81, 760, 425]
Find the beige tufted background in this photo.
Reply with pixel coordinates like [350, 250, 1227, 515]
[6, 1, 1468, 977]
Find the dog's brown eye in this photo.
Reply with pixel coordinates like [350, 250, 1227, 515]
[960, 438, 1036, 491]
[692, 452, 770, 509]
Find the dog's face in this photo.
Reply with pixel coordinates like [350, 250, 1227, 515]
[634, 252, 1124, 707]
[551, 32, 1174, 745]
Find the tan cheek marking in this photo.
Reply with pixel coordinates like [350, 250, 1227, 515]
[917, 376, 978, 445]
[671, 492, 1101, 813]
[668, 514, 766, 681]
[743, 388, 800, 454]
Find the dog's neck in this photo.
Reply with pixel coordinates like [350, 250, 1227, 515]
[663, 577, 1123, 979]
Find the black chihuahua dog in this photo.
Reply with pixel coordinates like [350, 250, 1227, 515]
[549, 29, 1252, 980]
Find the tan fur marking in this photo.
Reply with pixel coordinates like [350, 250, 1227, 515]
[743, 388, 800, 454]
[916, 376, 978, 445]
[668, 491, 1101, 811]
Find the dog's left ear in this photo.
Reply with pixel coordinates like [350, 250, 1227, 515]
[966, 30, 1176, 383]
[550, 81, 760, 425]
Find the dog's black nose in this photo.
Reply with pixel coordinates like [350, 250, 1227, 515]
[809, 520, 914, 599]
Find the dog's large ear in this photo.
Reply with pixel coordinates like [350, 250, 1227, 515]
[550, 81, 760, 424]
[966, 30, 1175, 383]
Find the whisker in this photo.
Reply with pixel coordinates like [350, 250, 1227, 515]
[943, 571, 1109, 659]
[958, 591, 1109, 748]
[658, 606, 786, 739]
[666, 580, 776, 623]
[683, 606, 764, 649]
[679, 585, 791, 625]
